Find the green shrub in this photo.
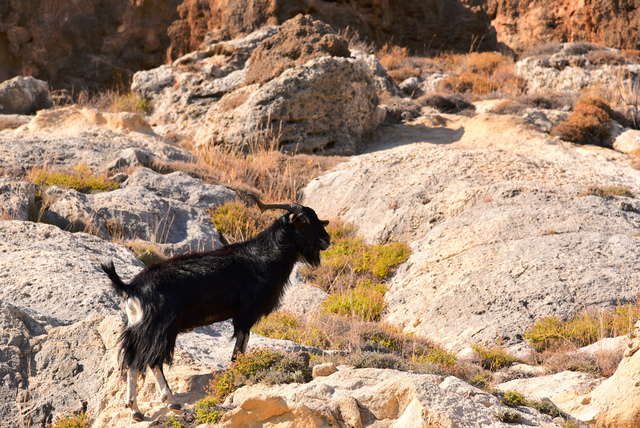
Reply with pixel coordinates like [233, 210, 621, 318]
[321, 280, 387, 321]
[472, 344, 517, 371]
[208, 201, 277, 243]
[48, 412, 91, 428]
[194, 398, 223, 424]
[126, 240, 166, 266]
[166, 415, 186, 428]
[112, 93, 150, 113]
[205, 348, 312, 403]
[502, 390, 527, 407]
[29, 165, 119, 193]
[527, 398, 562, 418]
[300, 222, 410, 294]
[413, 347, 458, 368]
[251, 311, 331, 349]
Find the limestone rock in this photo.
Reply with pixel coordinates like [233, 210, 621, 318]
[131, 26, 278, 139]
[302, 114, 640, 350]
[123, 166, 237, 209]
[221, 367, 560, 427]
[42, 175, 226, 257]
[0, 178, 35, 220]
[613, 129, 640, 155]
[516, 45, 640, 94]
[496, 371, 602, 413]
[0, 105, 194, 172]
[195, 56, 380, 155]
[312, 362, 337, 379]
[0, 76, 52, 114]
[0, 221, 143, 322]
[244, 14, 350, 85]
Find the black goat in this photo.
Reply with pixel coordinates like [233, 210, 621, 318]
[101, 194, 330, 421]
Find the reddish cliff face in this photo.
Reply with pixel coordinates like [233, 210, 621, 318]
[174, 0, 499, 53]
[476, 0, 640, 53]
[0, 0, 498, 91]
[2, 0, 639, 92]
[0, 0, 183, 90]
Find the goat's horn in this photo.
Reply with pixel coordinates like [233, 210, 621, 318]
[247, 193, 301, 213]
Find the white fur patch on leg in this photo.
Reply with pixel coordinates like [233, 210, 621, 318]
[125, 296, 143, 327]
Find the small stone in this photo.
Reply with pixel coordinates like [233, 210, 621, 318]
[312, 362, 338, 379]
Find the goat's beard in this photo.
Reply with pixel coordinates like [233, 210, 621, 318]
[301, 245, 322, 267]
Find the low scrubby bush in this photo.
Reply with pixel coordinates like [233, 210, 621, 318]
[472, 344, 518, 371]
[552, 96, 613, 146]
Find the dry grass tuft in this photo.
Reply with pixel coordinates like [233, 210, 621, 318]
[200, 140, 344, 202]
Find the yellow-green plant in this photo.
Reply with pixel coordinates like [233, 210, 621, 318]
[29, 165, 119, 193]
[321, 280, 387, 322]
[502, 390, 527, 407]
[208, 201, 278, 243]
[472, 344, 517, 371]
[47, 412, 91, 428]
[300, 221, 410, 294]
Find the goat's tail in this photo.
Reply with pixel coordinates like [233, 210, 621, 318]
[100, 261, 131, 297]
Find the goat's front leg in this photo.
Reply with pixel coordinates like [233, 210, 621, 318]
[126, 359, 144, 421]
[231, 330, 250, 361]
[151, 366, 182, 413]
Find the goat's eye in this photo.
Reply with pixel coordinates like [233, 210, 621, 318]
[299, 218, 308, 224]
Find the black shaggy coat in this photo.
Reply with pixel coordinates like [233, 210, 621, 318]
[102, 209, 330, 373]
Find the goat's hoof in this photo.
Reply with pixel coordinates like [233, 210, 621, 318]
[168, 403, 182, 413]
[132, 411, 144, 422]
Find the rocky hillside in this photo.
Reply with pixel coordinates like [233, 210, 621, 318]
[4, 13, 640, 428]
[4, 0, 640, 91]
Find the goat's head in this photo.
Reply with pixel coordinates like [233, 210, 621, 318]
[248, 194, 330, 267]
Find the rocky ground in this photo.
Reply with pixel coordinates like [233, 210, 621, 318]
[3, 13, 640, 428]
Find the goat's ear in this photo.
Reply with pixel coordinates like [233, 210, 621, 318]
[320, 220, 329, 227]
[289, 211, 302, 223]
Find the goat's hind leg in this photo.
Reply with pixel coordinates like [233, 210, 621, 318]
[152, 365, 182, 413]
[126, 359, 144, 421]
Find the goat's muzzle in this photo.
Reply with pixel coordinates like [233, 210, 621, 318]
[318, 237, 331, 251]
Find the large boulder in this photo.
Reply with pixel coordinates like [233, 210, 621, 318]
[0, 76, 52, 114]
[195, 55, 381, 155]
[302, 114, 640, 352]
[244, 14, 350, 85]
[134, 16, 383, 155]
[131, 26, 279, 140]
[0, 221, 143, 322]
